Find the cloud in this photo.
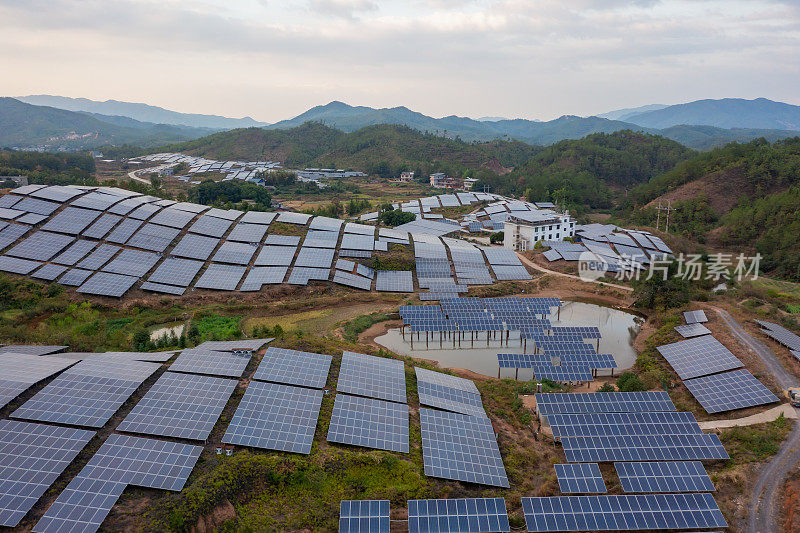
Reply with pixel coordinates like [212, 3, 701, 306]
[307, 0, 378, 20]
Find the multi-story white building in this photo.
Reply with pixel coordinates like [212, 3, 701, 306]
[503, 210, 576, 251]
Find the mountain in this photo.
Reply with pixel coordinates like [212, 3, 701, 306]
[476, 116, 512, 122]
[0, 98, 217, 150]
[151, 122, 541, 176]
[597, 104, 668, 121]
[16, 95, 268, 130]
[624, 98, 800, 130]
[265, 101, 800, 150]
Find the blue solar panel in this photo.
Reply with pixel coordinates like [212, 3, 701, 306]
[682, 369, 779, 413]
[339, 500, 390, 533]
[547, 411, 703, 438]
[533, 364, 594, 382]
[535, 392, 676, 415]
[561, 433, 729, 462]
[327, 393, 409, 453]
[656, 335, 743, 380]
[554, 463, 607, 494]
[408, 498, 510, 533]
[417, 380, 485, 416]
[615, 461, 715, 493]
[521, 493, 727, 532]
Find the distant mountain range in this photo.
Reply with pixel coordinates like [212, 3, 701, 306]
[3, 95, 799, 152]
[16, 95, 267, 130]
[0, 98, 219, 150]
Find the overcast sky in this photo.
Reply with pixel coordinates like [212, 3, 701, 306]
[1, 0, 798, 122]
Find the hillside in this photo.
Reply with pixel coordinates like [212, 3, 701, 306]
[17, 95, 268, 129]
[265, 100, 800, 150]
[470, 130, 693, 210]
[0, 98, 215, 150]
[623, 137, 800, 279]
[159, 122, 542, 176]
[625, 98, 800, 131]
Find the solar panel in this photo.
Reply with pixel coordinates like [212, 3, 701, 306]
[240, 266, 288, 290]
[171, 233, 220, 260]
[521, 493, 727, 532]
[31, 185, 83, 202]
[147, 257, 203, 286]
[0, 345, 68, 356]
[535, 392, 677, 415]
[345, 222, 376, 235]
[12, 357, 160, 427]
[684, 310, 708, 323]
[304, 229, 340, 248]
[554, 463, 607, 494]
[333, 270, 372, 290]
[415, 367, 479, 394]
[0, 223, 31, 252]
[102, 248, 159, 278]
[58, 268, 93, 286]
[117, 372, 237, 440]
[295, 246, 334, 268]
[41, 207, 100, 235]
[756, 321, 800, 351]
[408, 498, 510, 533]
[105, 217, 143, 244]
[339, 500, 390, 533]
[547, 411, 703, 438]
[194, 263, 246, 290]
[420, 408, 509, 488]
[254, 244, 297, 266]
[276, 211, 311, 224]
[615, 461, 715, 493]
[212, 241, 257, 264]
[674, 323, 711, 338]
[341, 234, 374, 251]
[76, 243, 120, 270]
[492, 265, 532, 280]
[656, 336, 743, 380]
[69, 191, 122, 211]
[0, 255, 41, 274]
[12, 197, 60, 216]
[562, 433, 729, 462]
[222, 381, 323, 454]
[7, 231, 74, 261]
[252, 347, 332, 388]
[168, 348, 251, 377]
[327, 393, 409, 453]
[77, 271, 138, 297]
[374, 270, 414, 292]
[264, 234, 301, 246]
[188, 214, 233, 237]
[195, 338, 271, 352]
[228, 223, 269, 243]
[33, 434, 202, 533]
[0, 353, 75, 408]
[0, 207, 24, 220]
[0, 420, 95, 527]
[533, 364, 594, 382]
[682, 369, 780, 413]
[149, 207, 197, 228]
[171, 201, 210, 214]
[240, 211, 276, 224]
[82, 213, 122, 239]
[417, 381, 485, 417]
[31, 263, 68, 280]
[127, 223, 180, 252]
[337, 351, 407, 403]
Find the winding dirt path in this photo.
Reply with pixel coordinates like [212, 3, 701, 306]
[515, 252, 634, 292]
[710, 306, 800, 533]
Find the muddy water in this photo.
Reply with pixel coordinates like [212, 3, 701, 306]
[375, 301, 643, 379]
[149, 321, 185, 341]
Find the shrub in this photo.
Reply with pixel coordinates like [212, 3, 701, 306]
[617, 372, 647, 392]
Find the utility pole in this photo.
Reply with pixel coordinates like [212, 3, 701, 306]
[655, 201, 675, 233]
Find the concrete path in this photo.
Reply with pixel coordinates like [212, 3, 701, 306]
[699, 403, 797, 431]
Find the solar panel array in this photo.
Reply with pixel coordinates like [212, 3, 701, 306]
[252, 347, 332, 389]
[521, 493, 727, 532]
[656, 335, 743, 380]
[12, 357, 160, 427]
[561, 433, 729, 462]
[757, 320, 800, 351]
[0, 420, 95, 527]
[674, 322, 711, 338]
[682, 369, 779, 413]
[117, 372, 236, 440]
[407, 498, 510, 533]
[375, 270, 414, 292]
[420, 408, 509, 487]
[615, 461, 715, 493]
[547, 411, 703, 439]
[339, 500, 390, 533]
[0, 352, 75, 408]
[33, 434, 203, 533]
[327, 393, 409, 453]
[168, 348, 251, 377]
[554, 463, 607, 494]
[535, 391, 676, 415]
[222, 381, 323, 454]
[683, 310, 708, 324]
[337, 351, 407, 404]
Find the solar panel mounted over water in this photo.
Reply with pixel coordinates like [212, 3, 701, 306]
[0, 419, 95, 527]
[33, 434, 202, 533]
[408, 498, 510, 533]
[337, 351, 407, 403]
[327, 393, 409, 453]
[222, 380, 323, 454]
[420, 408, 509, 488]
[117, 372, 237, 440]
[656, 335, 743, 380]
[252, 347, 332, 388]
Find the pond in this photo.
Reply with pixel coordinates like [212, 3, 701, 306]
[149, 321, 185, 341]
[375, 301, 643, 379]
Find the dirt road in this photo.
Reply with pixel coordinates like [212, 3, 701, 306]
[516, 253, 634, 292]
[711, 306, 800, 533]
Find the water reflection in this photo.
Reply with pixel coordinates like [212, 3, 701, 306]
[375, 301, 643, 378]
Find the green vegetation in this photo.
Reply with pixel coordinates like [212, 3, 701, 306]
[188, 180, 272, 210]
[379, 207, 416, 227]
[719, 415, 791, 464]
[473, 131, 693, 212]
[341, 312, 392, 343]
[0, 149, 96, 186]
[190, 315, 243, 342]
[616, 372, 647, 392]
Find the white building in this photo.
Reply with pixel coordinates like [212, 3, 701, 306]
[463, 177, 478, 190]
[503, 210, 576, 251]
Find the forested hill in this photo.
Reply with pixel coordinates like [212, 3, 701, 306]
[622, 137, 800, 280]
[470, 131, 694, 210]
[149, 122, 543, 177]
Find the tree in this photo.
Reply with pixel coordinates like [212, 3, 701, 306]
[597, 382, 616, 392]
[617, 372, 647, 392]
[490, 232, 504, 244]
[379, 209, 416, 227]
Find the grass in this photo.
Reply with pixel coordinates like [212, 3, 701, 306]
[718, 415, 792, 465]
[193, 315, 243, 341]
[341, 312, 393, 343]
